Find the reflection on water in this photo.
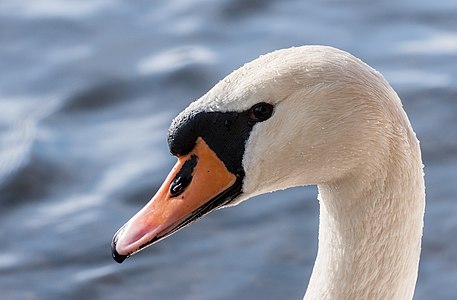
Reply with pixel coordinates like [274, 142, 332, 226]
[1, 0, 456, 299]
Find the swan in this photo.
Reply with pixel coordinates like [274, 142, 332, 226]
[111, 45, 425, 300]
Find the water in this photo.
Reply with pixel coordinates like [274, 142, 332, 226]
[1, 0, 456, 299]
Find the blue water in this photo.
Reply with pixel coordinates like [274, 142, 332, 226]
[1, 0, 456, 299]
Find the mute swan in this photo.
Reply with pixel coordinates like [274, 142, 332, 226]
[112, 46, 425, 300]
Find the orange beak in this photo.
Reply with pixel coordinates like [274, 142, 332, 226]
[112, 138, 240, 263]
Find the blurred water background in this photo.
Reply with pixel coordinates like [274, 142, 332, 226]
[1, 0, 456, 299]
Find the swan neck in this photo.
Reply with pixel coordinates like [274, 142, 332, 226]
[304, 145, 425, 300]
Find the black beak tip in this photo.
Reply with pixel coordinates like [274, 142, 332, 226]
[111, 236, 128, 264]
[112, 251, 127, 264]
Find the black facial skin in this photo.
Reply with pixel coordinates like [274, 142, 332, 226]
[111, 103, 274, 263]
[168, 102, 274, 175]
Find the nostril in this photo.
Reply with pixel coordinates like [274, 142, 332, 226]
[170, 176, 190, 197]
[169, 155, 198, 197]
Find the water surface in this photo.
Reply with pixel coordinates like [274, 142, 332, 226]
[1, 0, 456, 299]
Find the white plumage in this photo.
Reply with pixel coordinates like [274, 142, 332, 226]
[186, 46, 425, 299]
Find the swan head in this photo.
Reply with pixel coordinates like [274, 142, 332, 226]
[112, 45, 401, 262]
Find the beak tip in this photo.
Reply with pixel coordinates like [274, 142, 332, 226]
[112, 250, 127, 264]
[111, 234, 128, 264]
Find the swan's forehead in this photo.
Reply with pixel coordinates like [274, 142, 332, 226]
[188, 70, 284, 113]
[186, 45, 362, 114]
[186, 48, 313, 113]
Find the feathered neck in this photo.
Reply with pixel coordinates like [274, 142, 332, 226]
[304, 129, 425, 300]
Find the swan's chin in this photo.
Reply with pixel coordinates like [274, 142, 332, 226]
[111, 138, 243, 263]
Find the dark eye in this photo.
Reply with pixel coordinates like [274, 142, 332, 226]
[248, 102, 274, 122]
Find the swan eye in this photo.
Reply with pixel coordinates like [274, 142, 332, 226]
[248, 103, 274, 122]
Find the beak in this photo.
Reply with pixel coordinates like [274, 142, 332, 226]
[111, 138, 242, 263]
